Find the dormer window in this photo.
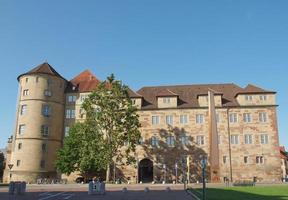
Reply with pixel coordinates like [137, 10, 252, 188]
[163, 97, 171, 104]
[245, 95, 253, 101]
[131, 99, 136, 105]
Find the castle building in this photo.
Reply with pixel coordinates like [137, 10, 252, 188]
[4, 63, 282, 183]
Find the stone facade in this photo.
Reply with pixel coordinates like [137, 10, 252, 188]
[4, 63, 282, 183]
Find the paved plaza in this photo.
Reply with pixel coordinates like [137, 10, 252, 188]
[0, 184, 194, 200]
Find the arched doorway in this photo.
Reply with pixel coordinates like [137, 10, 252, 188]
[138, 158, 153, 183]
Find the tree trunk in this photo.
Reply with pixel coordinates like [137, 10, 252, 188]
[106, 163, 110, 182]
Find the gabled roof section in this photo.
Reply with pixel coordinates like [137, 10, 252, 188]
[17, 62, 66, 81]
[156, 89, 178, 97]
[235, 84, 276, 96]
[127, 88, 142, 98]
[66, 70, 101, 93]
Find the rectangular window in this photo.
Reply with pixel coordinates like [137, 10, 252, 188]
[17, 160, 21, 167]
[223, 156, 227, 164]
[68, 95, 77, 103]
[245, 95, 253, 101]
[244, 134, 253, 144]
[131, 99, 136, 105]
[244, 156, 249, 164]
[196, 135, 205, 145]
[259, 95, 267, 101]
[166, 136, 175, 147]
[243, 113, 252, 123]
[151, 136, 159, 147]
[20, 105, 27, 115]
[40, 160, 45, 168]
[259, 112, 267, 123]
[23, 89, 29, 96]
[180, 135, 189, 146]
[66, 109, 75, 119]
[19, 124, 25, 135]
[42, 143, 47, 152]
[196, 114, 204, 124]
[230, 134, 239, 144]
[36, 77, 39, 83]
[42, 105, 51, 117]
[229, 113, 238, 123]
[65, 126, 70, 136]
[152, 116, 160, 125]
[260, 134, 269, 144]
[80, 94, 88, 102]
[18, 143, 22, 150]
[166, 115, 173, 125]
[180, 115, 188, 124]
[256, 156, 264, 164]
[25, 78, 29, 83]
[41, 125, 49, 137]
[163, 97, 171, 104]
[44, 90, 52, 97]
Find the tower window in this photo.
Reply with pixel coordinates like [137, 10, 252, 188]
[41, 125, 49, 137]
[17, 160, 21, 167]
[68, 95, 77, 103]
[20, 105, 27, 115]
[42, 105, 51, 117]
[36, 77, 39, 83]
[25, 78, 29, 83]
[223, 156, 227, 164]
[18, 124, 26, 135]
[40, 160, 45, 168]
[44, 90, 52, 97]
[23, 89, 29, 96]
[18, 143, 22, 150]
[42, 143, 47, 152]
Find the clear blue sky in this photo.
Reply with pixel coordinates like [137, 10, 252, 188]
[0, 0, 287, 149]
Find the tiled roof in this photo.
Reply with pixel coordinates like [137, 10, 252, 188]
[127, 88, 142, 98]
[137, 83, 275, 109]
[156, 89, 178, 97]
[66, 70, 100, 93]
[17, 62, 66, 81]
[236, 84, 275, 96]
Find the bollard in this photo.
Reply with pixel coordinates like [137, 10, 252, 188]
[166, 187, 171, 192]
[16, 182, 21, 195]
[8, 182, 15, 195]
[122, 187, 128, 193]
[88, 181, 93, 195]
[144, 187, 149, 193]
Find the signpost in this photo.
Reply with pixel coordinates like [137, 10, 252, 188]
[8, 164, 13, 182]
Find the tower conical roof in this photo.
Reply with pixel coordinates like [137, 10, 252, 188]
[17, 62, 66, 81]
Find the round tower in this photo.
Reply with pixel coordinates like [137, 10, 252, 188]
[9, 63, 66, 183]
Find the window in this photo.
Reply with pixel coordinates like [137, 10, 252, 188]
[18, 143, 22, 150]
[23, 89, 29, 96]
[65, 127, 70, 136]
[244, 156, 248, 164]
[260, 134, 269, 144]
[41, 125, 49, 137]
[230, 134, 239, 144]
[166, 115, 173, 125]
[180, 135, 189, 146]
[196, 135, 205, 145]
[196, 114, 204, 124]
[152, 116, 160, 125]
[243, 113, 252, 123]
[42, 105, 51, 117]
[216, 113, 220, 123]
[138, 137, 144, 145]
[151, 136, 159, 147]
[80, 94, 89, 102]
[42, 143, 47, 152]
[223, 156, 227, 164]
[244, 134, 253, 144]
[166, 136, 175, 147]
[36, 77, 39, 83]
[180, 115, 188, 124]
[20, 105, 27, 115]
[68, 95, 77, 103]
[259, 95, 267, 101]
[245, 95, 253, 101]
[131, 99, 136, 105]
[17, 160, 21, 167]
[229, 113, 238, 123]
[19, 124, 25, 135]
[40, 160, 45, 168]
[259, 112, 267, 123]
[163, 97, 171, 104]
[44, 90, 52, 97]
[25, 78, 29, 83]
[66, 109, 75, 119]
[256, 156, 264, 164]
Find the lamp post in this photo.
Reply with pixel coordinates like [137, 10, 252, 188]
[8, 164, 13, 182]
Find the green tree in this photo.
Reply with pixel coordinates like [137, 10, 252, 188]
[0, 152, 4, 182]
[56, 74, 141, 182]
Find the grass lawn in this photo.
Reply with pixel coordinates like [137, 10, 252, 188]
[190, 185, 288, 200]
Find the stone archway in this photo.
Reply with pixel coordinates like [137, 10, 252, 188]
[138, 158, 153, 183]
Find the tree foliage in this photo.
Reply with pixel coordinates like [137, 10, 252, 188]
[56, 74, 141, 181]
[0, 152, 4, 181]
